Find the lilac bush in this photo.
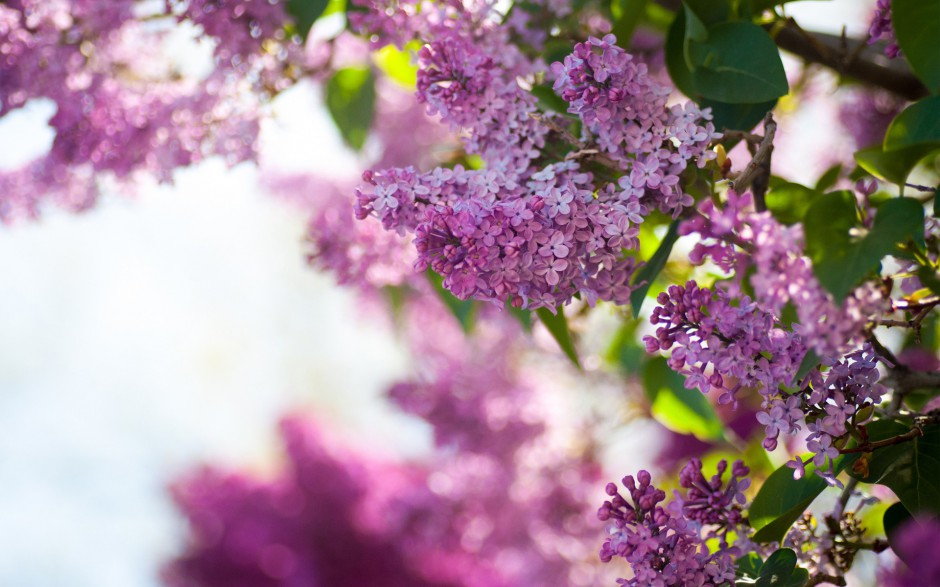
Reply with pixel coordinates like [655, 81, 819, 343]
[2, 0, 939, 586]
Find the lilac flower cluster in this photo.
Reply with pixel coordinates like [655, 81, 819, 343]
[680, 191, 887, 357]
[598, 468, 739, 586]
[551, 34, 719, 217]
[868, 0, 900, 59]
[677, 458, 750, 544]
[787, 344, 887, 484]
[354, 32, 724, 309]
[357, 161, 644, 310]
[415, 28, 546, 176]
[0, 0, 305, 222]
[643, 280, 807, 405]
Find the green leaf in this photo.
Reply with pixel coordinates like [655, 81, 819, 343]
[630, 220, 681, 316]
[287, 0, 331, 41]
[426, 270, 475, 333]
[803, 191, 860, 301]
[643, 356, 724, 441]
[891, 0, 940, 93]
[794, 349, 820, 382]
[536, 307, 581, 368]
[665, 10, 699, 98]
[765, 179, 818, 225]
[845, 421, 940, 515]
[855, 144, 940, 186]
[885, 96, 940, 152]
[804, 194, 924, 301]
[737, 552, 764, 580]
[530, 83, 571, 115]
[610, 0, 648, 46]
[749, 0, 824, 12]
[374, 43, 419, 89]
[688, 22, 788, 104]
[705, 98, 777, 135]
[325, 67, 376, 151]
[683, 0, 732, 28]
[919, 266, 940, 296]
[815, 163, 843, 192]
[750, 458, 842, 543]
[756, 549, 807, 587]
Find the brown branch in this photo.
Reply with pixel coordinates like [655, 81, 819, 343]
[839, 426, 923, 455]
[729, 112, 776, 209]
[770, 19, 928, 101]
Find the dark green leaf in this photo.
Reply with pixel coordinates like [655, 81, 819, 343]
[287, 0, 331, 41]
[855, 144, 939, 186]
[630, 220, 681, 316]
[665, 10, 699, 98]
[804, 194, 924, 301]
[883, 502, 922, 566]
[885, 96, 940, 152]
[531, 83, 570, 115]
[737, 552, 764, 579]
[749, 0, 825, 12]
[803, 191, 860, 301]
[756, 549, 807, 587]
[918, 266, 940, 296]
[643, 356, 724, 441]
[705, 98, 777, 136]
[536, 307, 581, 368]
[683, 0, 732, 27]
[610, 0, 648, 46]
[325, 67, 376, 151]
[794, 349, 820, 382]
[765, 179, 818, 225]
[934, 184, 939, 217]
[815, 164, 843, 192]
[750, 457, 843, 543]
[426, 270, 475, 333]
[688, 22, 788, 104]
[845, 421, 940, 515]
[891, 0, 940, 93]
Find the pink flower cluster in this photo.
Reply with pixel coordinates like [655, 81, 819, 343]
[677, 458, 750, 545]
[551, 34, 719, 217]
[598, 467, 740, 586]
[416, 28, 546, 176]
[787, 344, 887, 484]
[680, 191, 886, 357]
[357, 161, 644, 310]
[643, 280, 807, 405]
[0, 0, 303, 222]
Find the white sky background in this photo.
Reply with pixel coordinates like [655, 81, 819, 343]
[0, 2, 880, 586]
[0, 85, 433, 587]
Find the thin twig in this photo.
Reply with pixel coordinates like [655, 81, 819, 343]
[839, 426, 923, 455]
[807, 573, 847, 587]
[729, 112, 776, 209]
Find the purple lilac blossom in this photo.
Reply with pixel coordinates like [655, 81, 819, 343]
[0, 0, 303, 222]
[680, 190, 887, 357]
[786, 344, 887, 485]
[357, 161, 642, 310]
[551, 34, 719, 218]
[868, 0, 900, 59]
[597, 467, 741, 586]
[643, 280, 807, 406]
